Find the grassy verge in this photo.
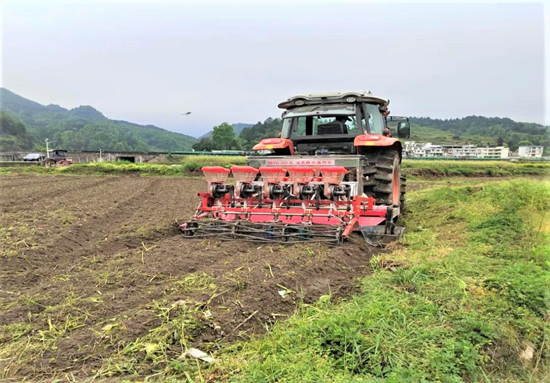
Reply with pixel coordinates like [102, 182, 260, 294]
[178, 155, 248, 167]
[0, 157, 248, 177]
[216, 180, 549, 382]
[0, 158, 548, 178]
[403, 159, 550, 177]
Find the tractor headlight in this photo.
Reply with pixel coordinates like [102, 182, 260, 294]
[345, 97, 357, 103]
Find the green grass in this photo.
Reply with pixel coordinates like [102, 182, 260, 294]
[403, 159, 550, 177]
[217, 180, 550, 382]
[180, 155, 247, 167]
[0, 157, 248, 176]
[0, 157, 548, 178]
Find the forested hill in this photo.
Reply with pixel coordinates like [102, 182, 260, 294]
[230, 116, 548, 151]
[198, 123, 253, 139]
[0, 88, 197, 151]
[0, 112, 35, 150]
[409, 116, 549, 150]
[2, 87, 547, 153]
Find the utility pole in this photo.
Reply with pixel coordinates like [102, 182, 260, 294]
[45, 139, 50, 158]
[99, 149, 102, 162]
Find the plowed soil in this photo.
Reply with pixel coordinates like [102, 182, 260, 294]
[0, 174, 377, 381]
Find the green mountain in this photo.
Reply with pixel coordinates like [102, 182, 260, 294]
[0, 88, 197, 152]
[3, 87, 546, 153]
[409, 116, 549, 151]
[0, 112, 35, 151]
[199, 122, 253, 139]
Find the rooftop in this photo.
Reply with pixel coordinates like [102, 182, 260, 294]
[278, 91, 389, 109]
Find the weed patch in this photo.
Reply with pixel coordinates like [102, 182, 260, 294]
[403, 159, 550, 178]
[221, 180, 550, 382]
[1, 158, 548, 178]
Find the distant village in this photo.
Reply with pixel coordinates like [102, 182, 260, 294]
[403, 142, 544, 159]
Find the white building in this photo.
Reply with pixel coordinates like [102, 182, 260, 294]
[444, 145, 477, 157]
[476, 146, 509, 159]
[412, 146, 426, 157]
[404, 142, 516, 159]
[403, 141, 417, 156]
[518, 145, 544, 158]
[424, 144, 444, 157]
[404, 141, 430, 157]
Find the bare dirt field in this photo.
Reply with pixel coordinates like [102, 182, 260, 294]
[0, 174, 377, 381]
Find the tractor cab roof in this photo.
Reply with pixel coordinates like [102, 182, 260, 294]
[278, 91, 389, 110]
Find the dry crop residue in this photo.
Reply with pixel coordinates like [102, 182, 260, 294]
[0, 174, 378, 380]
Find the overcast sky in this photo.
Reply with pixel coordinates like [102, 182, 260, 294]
[1, 1, 548, 137]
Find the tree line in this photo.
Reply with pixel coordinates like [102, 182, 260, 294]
[193, 118, 283, 151]
[410, 116, 549, 151]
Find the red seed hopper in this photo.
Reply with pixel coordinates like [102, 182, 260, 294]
[180, 164, 403, 245]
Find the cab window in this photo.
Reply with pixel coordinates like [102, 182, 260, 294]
[365, 104, 384, 134]
[285, 115, 360, 137]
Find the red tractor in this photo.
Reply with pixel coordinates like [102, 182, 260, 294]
[43, 150, 73, 167]
[181, 91, 410, 245]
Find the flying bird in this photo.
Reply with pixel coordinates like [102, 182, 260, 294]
[181, 112, 191, 116]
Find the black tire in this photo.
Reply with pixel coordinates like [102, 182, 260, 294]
[400, 174, 407, 214]
[44, 159, 56, 168]
[363, 150, 401, 207]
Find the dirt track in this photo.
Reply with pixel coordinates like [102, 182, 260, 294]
[0, 174, 377, 380]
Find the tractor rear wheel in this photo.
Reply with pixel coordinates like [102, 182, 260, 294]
[364, 150, 402, 207]
[400, 174, 407, 213]
[44, 159, 56, 168]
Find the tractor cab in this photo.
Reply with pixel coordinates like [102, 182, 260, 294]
[50, 149, 70, 159]
[253, 91, 410, 156]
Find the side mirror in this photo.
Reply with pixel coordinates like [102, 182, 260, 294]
[397, 121, 410, 139]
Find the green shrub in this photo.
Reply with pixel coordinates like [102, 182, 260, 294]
[182, 162, 201, 172]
